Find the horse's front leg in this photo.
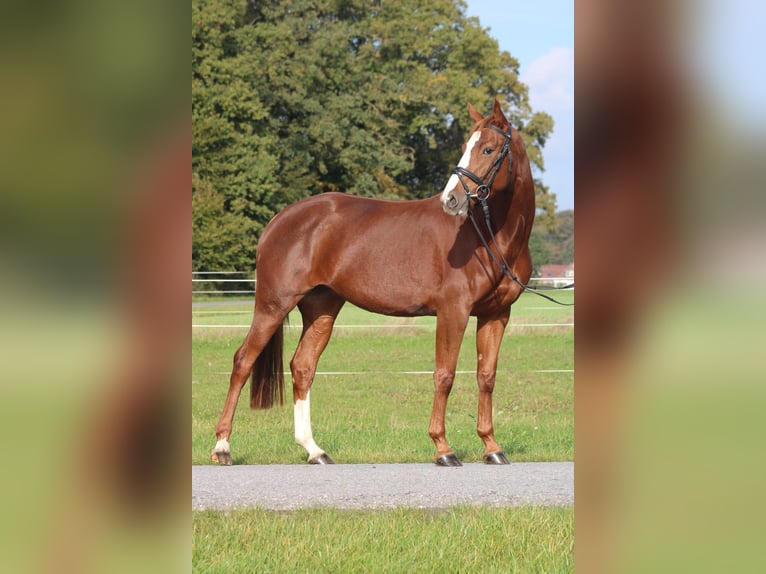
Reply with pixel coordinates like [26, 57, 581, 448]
[476, 310, 511, 464]
[429, 311, 470, 466]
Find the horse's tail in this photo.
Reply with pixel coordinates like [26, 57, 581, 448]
[250, 321, 285, 409]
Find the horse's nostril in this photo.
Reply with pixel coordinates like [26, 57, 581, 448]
[447, 195, 457, 209]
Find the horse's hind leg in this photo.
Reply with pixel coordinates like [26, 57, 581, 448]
[291, 288, 345, 464]
[211, 308, 286, 465]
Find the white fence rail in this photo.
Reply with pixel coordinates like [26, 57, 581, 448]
[192, 272, 255, 295]
[192, 272, 573, 296]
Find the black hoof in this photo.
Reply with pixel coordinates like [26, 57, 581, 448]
[434, 453, 463, 467]
[483, 451, 510, 465]
[213, 451, 232, 466]
[308, 453, 335, 465]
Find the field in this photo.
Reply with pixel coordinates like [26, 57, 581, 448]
[192, 291, 573, 573]
[193, 506, 574, 573]
[192, 290, 573, 465]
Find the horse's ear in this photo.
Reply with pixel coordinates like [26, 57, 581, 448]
[490, 99, 509, 129]
[467, 102, 484, 123]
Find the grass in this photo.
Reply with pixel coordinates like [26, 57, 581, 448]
[192, 291, 573, 465]
[192, 293, 574, 571]
[192, 506, 574, 573]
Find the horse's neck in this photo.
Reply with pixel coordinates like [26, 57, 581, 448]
[488, 190, 523, 251]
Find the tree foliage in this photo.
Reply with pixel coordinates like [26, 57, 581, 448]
[529, 209, 574, 274]
[192, 174, 258, 271]
[192, 0, 557, 270]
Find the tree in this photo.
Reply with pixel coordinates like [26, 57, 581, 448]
[528, 209, 574, 273]
[192, 174, 257, 272]
[192, 0, 557, 270]
[527, 228, 552, 276]
[547, 210, 574, 264]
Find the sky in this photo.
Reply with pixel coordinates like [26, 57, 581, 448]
[462, 1, 574, 211]
[694, 0, 766, 134]
[460, 1, 766, 213]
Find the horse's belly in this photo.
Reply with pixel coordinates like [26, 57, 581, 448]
[339, 286, 437, 318]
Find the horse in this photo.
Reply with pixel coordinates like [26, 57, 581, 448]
[211, 99, 535, 466]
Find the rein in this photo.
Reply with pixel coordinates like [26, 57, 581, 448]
[467, 203, 574, 307]
[453, 125, 574, 307]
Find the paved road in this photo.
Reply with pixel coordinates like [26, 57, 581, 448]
[192, 462, 573, 511]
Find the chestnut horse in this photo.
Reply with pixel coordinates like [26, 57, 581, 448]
[211, 100, 534, 466]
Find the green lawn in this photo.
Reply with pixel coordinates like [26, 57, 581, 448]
[192, 292, 573, 465]
[193, 506, 574, 573]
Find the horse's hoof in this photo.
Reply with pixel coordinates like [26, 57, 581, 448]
[308, 453, 335, 465]
[483, 451, 510, 465]
[434, 453, 463, 467]
[212, 450, 232, 465]
[211, 439, 232, 465]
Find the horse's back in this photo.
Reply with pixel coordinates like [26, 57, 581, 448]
[255, 193, 454, 314]
[260, 192, 444, 250]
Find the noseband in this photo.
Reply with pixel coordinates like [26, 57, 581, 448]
[452, 124, 513, 203]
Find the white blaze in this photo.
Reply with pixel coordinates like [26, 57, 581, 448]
[294, 391, 324, 459]
[440, 131, 481, 203]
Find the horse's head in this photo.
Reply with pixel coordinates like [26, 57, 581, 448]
[441, 100, 513, 217]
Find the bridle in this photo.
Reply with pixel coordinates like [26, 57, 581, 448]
[451, 124, 513, 204]
[450, 124, 575, 307]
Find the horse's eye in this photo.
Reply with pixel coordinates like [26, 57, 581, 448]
[482, 147, 494, 155]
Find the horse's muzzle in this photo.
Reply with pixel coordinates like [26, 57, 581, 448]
[441, 191, 468, 217]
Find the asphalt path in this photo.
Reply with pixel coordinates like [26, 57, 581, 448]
[192, 462, 573, 511]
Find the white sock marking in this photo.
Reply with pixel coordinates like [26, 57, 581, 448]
[214, 438, 230, 453]
[294, 391, 324, 459]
